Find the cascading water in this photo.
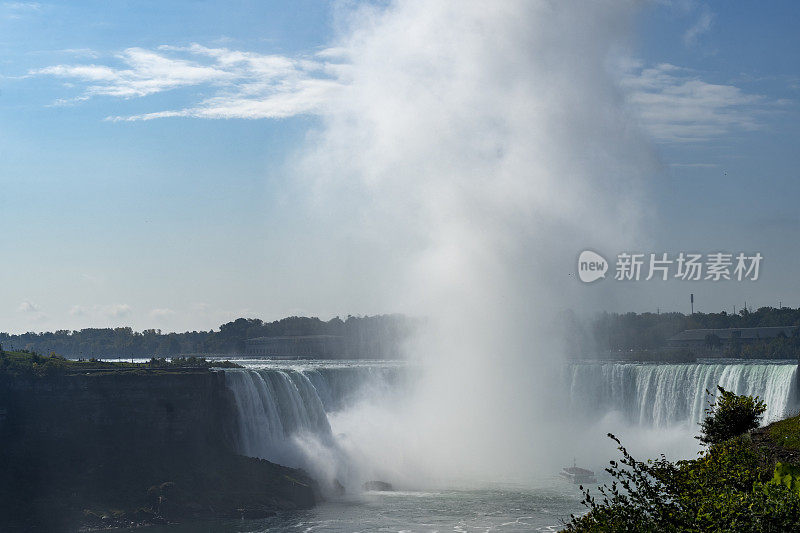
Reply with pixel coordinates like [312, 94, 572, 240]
[223, 362, 408, 490]
[224, 369, 333, 467]
[568, 361, 799, 429]
[224, 359, 799, 491]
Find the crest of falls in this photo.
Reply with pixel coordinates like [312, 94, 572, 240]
[567, 361, 799, 428]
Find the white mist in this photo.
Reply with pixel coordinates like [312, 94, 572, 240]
[285, 0, 659, 488]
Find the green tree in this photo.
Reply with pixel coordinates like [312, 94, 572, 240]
[698, 386, 766, 446]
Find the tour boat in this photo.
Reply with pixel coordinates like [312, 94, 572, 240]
[560, 459, 597, 484]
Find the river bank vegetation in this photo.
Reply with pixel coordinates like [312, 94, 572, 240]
[0, 348, 239, 377]
[564, 388, 800, 532]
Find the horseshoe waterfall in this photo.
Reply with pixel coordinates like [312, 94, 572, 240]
[220, 360, 800, 494]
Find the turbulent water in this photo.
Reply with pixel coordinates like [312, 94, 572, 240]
[122, 486, 584, 533]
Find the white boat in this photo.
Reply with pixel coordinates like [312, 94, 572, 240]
[560, 459, 596, 484]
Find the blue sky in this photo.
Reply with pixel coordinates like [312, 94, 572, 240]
[1, 1, 799, 333]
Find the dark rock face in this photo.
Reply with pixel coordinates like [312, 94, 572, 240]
[0, 370, 316, 532]
[0, 370, 237, 457]
[363, 480, 394, 491]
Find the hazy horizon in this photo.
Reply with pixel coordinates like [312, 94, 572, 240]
[2, 1, 799, 334]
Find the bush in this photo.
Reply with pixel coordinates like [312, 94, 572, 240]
[564, 434, 800, 532]
[698, 386, 766, 446]
[564, 391, 797, 532]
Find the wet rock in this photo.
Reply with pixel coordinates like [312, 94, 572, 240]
[363, 480, 393, 492]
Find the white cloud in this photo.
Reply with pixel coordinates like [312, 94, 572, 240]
[17, 300, 47, 322]
[33, 44, 342, 120]
[67, 303, 131, 320]
[621, 63, 765, 142]
[149, 308, 175, 319]
[58, 48, 101, 59]
[101, 303, 131, 318]
[683, 6, 714, 47]
[190, 302, 211, 313]
[31, 26, 765, 144]
[2, 1, 41, 19]
[17, 300, 41, 313]
[3, 2, 41, 11]
[69, 304, 87, 316]
[34, 47, 236, 98]
[3, 2, 41, 9]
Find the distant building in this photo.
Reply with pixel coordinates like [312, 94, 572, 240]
[244, 335, 344, 358]
[667, 326, 798, 348]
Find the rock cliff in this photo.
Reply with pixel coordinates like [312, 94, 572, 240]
[0, 368, 316, 531]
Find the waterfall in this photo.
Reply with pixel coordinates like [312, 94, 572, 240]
[221, 360, 797, 487]
[568, 362, 799, 428]
[222, 364, 404, 472]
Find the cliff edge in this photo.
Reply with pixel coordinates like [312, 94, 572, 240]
[0, 355, 317, 531]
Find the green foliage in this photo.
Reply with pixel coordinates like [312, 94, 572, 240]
[564, 434, 800, 532]
[0, 351, 240, 378]
[770, 462, 800, 493]
[767, 415, 800, 450]
[565, 391, 800, 532]
[564, 433, 686, 531]
[698, 386, 766, 446]
[0, 350, 76, 377]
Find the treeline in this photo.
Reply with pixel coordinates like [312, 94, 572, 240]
[7, 307, 800, 361]
[0, 350, 240, 378]
[0, 314, 416, 359]
[735, 332, 800, 359]
[563, 306, 800, 358]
